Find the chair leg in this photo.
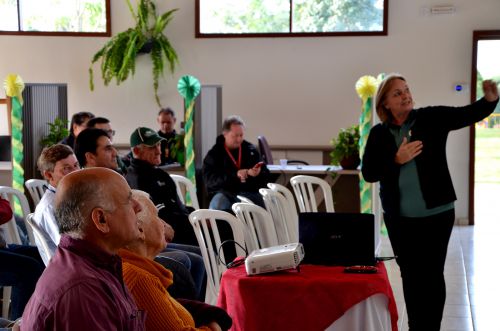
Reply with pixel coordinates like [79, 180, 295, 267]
[2, 287, 11, 319]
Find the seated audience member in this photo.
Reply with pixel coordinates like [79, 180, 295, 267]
[126, 127, 197, 246]
[75, 128, 206, 300]
[21, 168, 145, 330]
[74, 128, 118, 171]
[86, 118, 128, 174]
[86, 116, 116, 139]
[157, 107, 180, 165]
[0, 198, 44, 321]
[203, 115, 270, 211]
[120, 190, 232, 331]
[33, 144, 80, 260]
[59, 111, 94, 148]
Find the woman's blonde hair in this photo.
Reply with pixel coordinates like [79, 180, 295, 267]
[375, 73, 407, 123]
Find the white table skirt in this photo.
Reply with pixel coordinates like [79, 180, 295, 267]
[326, 293, 393, 331]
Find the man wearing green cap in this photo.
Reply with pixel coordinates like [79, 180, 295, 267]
[126, 127, 197, 246]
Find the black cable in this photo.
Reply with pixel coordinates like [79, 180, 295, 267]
[217, 240, 248, 269]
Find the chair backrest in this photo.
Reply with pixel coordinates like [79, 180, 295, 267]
[257, 135, 309, 166]
[259, 188, 298, 244]
[267, 182, 299, 220]
[0, 186, 35, 245]
[188, 209, 247, 305]
[25, 213, 53, 266]
[170, 174, 200, 210]
[25, 179, 48, 207]
[236, 195, 254, 204]
[257, 135, 273, 165]
[232, 202, 279, 251]
[267, 183, 299, 242]
[290, 175, 335, 213]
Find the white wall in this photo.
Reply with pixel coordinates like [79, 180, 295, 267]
[1, 0, 499, 219]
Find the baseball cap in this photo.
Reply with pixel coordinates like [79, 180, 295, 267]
[130, 127, 165, 147]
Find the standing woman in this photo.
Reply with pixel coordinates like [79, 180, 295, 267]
[362, 73, 498, 330]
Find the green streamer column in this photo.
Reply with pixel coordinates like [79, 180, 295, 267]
[177, 75, 201, 205]
[355, 75, 378, 214]
[3, 74, 25, 214]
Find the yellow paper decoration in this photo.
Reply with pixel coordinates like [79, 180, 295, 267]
[4, 74, 25, 105]
[355, 75, 377, 102]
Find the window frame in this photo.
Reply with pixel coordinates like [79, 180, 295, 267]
[195, 0, 388, 38]
[0, 0, 111, 37]
[468, 29, 500, 225]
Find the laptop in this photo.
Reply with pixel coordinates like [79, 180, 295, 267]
[299, 212, 375, 266]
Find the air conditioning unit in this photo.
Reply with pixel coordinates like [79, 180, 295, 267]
[430, 5, 456, 15]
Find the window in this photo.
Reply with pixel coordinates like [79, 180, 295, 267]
[196, 0, 388, 38]
[0, 0, 110, 36]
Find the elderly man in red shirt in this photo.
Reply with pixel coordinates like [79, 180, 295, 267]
[21, 168, 145, 330]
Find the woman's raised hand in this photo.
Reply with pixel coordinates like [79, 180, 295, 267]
[483, 79, 499, 102]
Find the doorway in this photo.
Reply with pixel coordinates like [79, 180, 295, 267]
[470, 30, 500, 225]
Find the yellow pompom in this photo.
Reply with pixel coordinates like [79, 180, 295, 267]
[4, 74, 25, 105]
[355, 75, 378, 102]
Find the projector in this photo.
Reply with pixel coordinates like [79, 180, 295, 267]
[245, 243, 305, 276]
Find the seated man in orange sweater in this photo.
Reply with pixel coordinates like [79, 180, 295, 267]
[119, 190, 232, 331]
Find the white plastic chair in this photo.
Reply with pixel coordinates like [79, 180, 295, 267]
[25, 213, 53, 266]
[170, 174, 200, 210]
[188, 209, 247, 305]
[259, 188, 298, 244]
[25, 179, 48, 207]
[232, 202, 279, 251]
[0, 186, 35, 245]
[290, 175, 335, 213]
[0, 187, 33, 318]
[267, 183, 299, 223]
[236, 195, 254, 204]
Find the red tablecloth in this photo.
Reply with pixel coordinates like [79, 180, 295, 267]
[217, 262, 398, 331]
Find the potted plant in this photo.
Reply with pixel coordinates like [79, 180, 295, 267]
[330, 124, 360, 170]
[89, 0, 178, 106]
[40, 118, 69, 147]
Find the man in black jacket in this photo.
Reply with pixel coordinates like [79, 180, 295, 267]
[157, 107, 180, 165]
[203, 115, 270, 211]
[125, 127, 197, 246]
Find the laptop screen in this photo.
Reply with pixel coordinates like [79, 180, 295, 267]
[299, 212, 375, 266]
[0, 136, 11, 161]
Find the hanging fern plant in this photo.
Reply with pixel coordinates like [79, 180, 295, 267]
[89, 0, 178, 106]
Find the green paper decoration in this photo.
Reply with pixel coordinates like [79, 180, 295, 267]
[355, 75, 378, 214]
[178, 75, 201, 104]
[4, 74, 25, 215]
[177, 75, 201, 205]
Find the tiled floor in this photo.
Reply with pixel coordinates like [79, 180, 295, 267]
[381, 214, 500, 330]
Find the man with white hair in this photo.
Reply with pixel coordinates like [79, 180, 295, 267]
[126, 127, 206, 300]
